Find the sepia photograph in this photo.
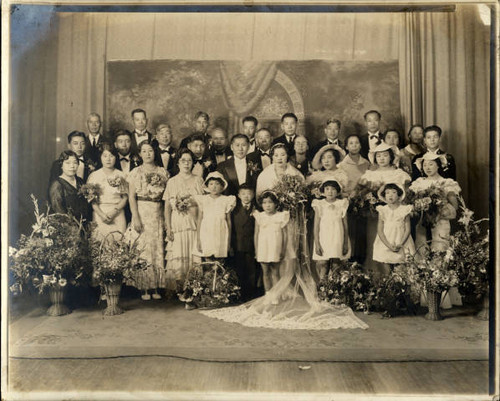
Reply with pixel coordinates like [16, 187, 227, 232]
[1, 1, 498, 400]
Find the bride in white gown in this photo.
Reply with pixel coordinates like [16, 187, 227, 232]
[200, 143, 368, 330]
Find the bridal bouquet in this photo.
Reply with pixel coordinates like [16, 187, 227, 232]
[9, 195, 90, 294]
[272, 174, 310, 215]
[178, 261, 240, 308]
[175, 193, 195, 214]
[79, 183, 102, 203]
[407, 180, 450, 228]
[107, 175, 129, 195]
[144, 172, 167, 200]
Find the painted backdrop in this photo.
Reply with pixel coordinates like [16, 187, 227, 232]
[107, 60, 401, 147]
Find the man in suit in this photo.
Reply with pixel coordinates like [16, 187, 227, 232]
[411, 125, 457, 180]
[151, 122, 177, 176]
[311, 118, 343, 159]
[179, 111, 211, 150]
[49, 131, 95, 184]
[183, 134, 215, 179]
[360, 110, 383, 159]
[85, 112, 108, 165]
[247, 128, 273, 172]
[113, 129, 140, 176]
[130, 108, 153, 153]
[217, 134, 257, 196]
[231, 183, 259, 301]
[272, 112, 299, 156]
[242, 115, 258, 153]
[209, 127, 233, 166]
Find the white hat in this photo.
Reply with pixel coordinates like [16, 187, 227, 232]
[312, 144, 346, 170]
[414, 152, 448, 172]
[319, 177, 343, 193]
[377, 182, 406, 203]
[368, 142, 398, 166]
[203, 171, 228, 192]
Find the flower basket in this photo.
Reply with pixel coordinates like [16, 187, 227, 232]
[103, 280, 123, 316]
[47, 283, 71, 316]
[9, 196, 91, 314]
[425, 290, 443, 321]
[178, 261, 240, 309]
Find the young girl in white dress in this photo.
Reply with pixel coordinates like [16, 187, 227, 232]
[253, 191, 290, 298]
[195, 172, 236, 261]
[373, 183, 415, 275]
[312, 179, 350, 279]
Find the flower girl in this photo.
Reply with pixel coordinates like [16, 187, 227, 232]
[373, 183, 415, 275]
[312, 179, 350, 279]
[195, 172, 236, 261]
[253, 191, 289, 299]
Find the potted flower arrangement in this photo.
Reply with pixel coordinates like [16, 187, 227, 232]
[9, 195, 90, 316]
[394, 249, 459, 321]
[451, 197, 489, 319]
[178, 261, 240, 309]
[89, 231, 151, 316]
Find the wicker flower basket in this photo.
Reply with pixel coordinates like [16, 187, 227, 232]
[46, 284, 71, 316]
[425, 290, 443, 321]
[103, 281, 124, 316]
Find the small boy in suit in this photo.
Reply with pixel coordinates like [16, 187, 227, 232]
[231, 183, 260, 301]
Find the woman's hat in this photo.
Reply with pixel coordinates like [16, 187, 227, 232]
[377, 182, 406, 203]
[311, 144, 346, 170]
[203, 171, 228, 192]
[414, 152, 448, 172]
[368, 142, 398, 165]
[319, 177, 343, 193]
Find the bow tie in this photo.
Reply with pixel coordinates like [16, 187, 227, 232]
[194, 159, 204, 165]
[120, 157, 129, 162]
[369, 134, 379, 140]
[136, 132, 147, 137]
[214, 150, 226, 156]
[159, 148, 171, 154]
[260, 151, 270, 158]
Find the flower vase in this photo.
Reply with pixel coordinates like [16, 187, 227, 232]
[425, 290, 443, 321]
[46, 284, 71, 316]
[103, 281, 123, 316]
[476, 293, 489, 321]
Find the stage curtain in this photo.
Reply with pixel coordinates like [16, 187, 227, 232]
[399, 5, 490, 216]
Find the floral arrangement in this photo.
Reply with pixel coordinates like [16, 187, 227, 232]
[317, 261, 374, 312]
[175, 192, 195, 214]
[144, 172, 167, 200]
[178, 261, 240, 308]
[271, 174, 310, 216]
[348, 180, 381, 216]
[79, 183, 102, 203]
[247, 161, 261, 176]
[451, 197, 489, 299]
[369, 274, 417, 317]
[406, 180, 450, 228]
[307, 180, 323, 199]
[89, 231, 150, 285]
[9, 195, 90, 294]
[107, 175, 129, 195]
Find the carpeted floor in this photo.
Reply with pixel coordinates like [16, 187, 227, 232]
[9, 297, 489, 363]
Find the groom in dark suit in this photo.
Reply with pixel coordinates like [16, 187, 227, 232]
[217, 134, 257, 196]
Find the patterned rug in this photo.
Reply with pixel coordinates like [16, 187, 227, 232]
[9, 299, 489, 362]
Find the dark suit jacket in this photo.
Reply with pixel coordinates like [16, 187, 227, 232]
[85, 133, 111, 165]
[114, 153, 141, 173]
[311, 138, 343, 159]
[48, 155, 94, 185]
[231, 201, 256, 253]
[359, 133, 384, 159]
[272, 134, 296, 156]
[246, 149, 269, 172]
[216, 157, 257, 196]
[209, 147, 233, 166]
[411, 150, 457, 181]
[130, 130, 153, 154]
[151, 139, 177, 175]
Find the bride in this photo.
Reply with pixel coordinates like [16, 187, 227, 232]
[200, 143, 368, 330]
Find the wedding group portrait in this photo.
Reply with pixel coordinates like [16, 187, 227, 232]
[2, 2, 497, 400]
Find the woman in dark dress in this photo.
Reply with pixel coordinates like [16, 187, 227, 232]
[48, 150, 90, 223]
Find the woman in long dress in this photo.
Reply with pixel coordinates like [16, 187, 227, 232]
[48, 150, 90, 224]
[163, 148, 204, 293]
[87, 143, 128, 240]
[128, 141, 168, 300]
[201, 143, 368, 330]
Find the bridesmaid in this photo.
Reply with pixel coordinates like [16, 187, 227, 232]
[48, 150, 89, 224]
[163, 148, 204, 295]
[128, 141, 168, 300]
[87, 142, 128, 240]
